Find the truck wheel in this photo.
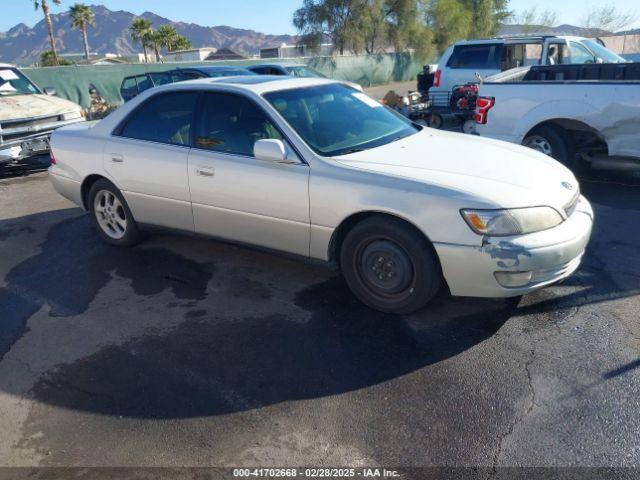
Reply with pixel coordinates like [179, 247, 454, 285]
[340, 216, 442, 315]
[428, 113, 443, 129]
[523, 125, 574, 167]
[89, 179, 142, 247]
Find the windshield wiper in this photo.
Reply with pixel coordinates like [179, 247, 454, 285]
[334, 147, 366, 155]
[389, 132, 414, 143]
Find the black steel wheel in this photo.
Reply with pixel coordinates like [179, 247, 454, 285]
[340, 216, 442, 314]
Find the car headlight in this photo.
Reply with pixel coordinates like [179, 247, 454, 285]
[461, 206, 563, 236]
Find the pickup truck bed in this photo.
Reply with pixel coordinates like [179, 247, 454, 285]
[475, 63, 640, 167]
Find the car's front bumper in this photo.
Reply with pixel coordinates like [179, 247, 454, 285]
[434, 195, 594, 297]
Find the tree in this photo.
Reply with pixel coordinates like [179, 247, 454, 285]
[33, 0, 61, 66]
[426, 0, 472, 52]
[580, 5, 636, 36]
[40, 50, 73, 66]
[69, 3, 95, 62]
[462, 0, 511, 39]
[172, 35, 192, 51]
[156, 25, 179, 52]
[293, 0, 432, 58]
[293, 0, 364, 55]
[509, 7, 558, 34]
[385, 0, 433, 59]
[130, 18, 154, 62]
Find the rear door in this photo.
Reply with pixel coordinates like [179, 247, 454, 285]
[104, 91, 198, 232]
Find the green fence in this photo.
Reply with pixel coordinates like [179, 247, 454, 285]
[22, 53, 432, 108]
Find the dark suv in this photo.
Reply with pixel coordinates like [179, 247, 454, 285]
[120, 66, 256, 102]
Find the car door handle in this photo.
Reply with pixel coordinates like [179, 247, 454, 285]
[110, 153, 124, 163]
[196, 167, 214, 177]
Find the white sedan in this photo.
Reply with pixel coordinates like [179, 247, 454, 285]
[49, 76, 593, 314]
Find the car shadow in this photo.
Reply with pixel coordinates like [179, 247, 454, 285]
[1, 169, 637, 419]
[1, 209, 517, 419]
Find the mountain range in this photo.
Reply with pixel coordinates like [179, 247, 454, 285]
[0, 4, 625, 66]
[0, 5, 297, 65]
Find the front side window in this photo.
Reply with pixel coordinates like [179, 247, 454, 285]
[0, 68, 39, 95]
[447, 44, 501, 69]
[194, 92, 282, 156]
[580, 39, 627, 63]
[568, 42, 596, 64]
[264, 83, 419, 157]
[118, 91, 198, 146]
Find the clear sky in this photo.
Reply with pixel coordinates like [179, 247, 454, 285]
[2, 0, 639, 34]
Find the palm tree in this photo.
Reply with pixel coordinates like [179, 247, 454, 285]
[156, 25, 179, 52]
[69, 3, 95, 62]
[172, 35, 192, 52]
[33, 0, 61, 66]
[130, 18, 153, 63]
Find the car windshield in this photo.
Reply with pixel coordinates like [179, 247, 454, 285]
[285, 66, 327, 78]
[264, 83, 419, 157]
[581, 39, 628, 63]
[0, 68, 40, 95]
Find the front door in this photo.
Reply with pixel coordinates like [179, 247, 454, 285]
[104, 90, 198, 232]
[188, 91, 310, 257]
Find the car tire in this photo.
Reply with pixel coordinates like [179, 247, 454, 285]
[428, 113, 443, 129]
[340, 216, 442, 314]
[523, 125, 575, 167]
[88, 179, 142, 247]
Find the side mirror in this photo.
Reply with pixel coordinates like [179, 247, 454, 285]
[596, 57, 604, 64]
[43, 87, 56, 96]
[254, 139, 287, 163]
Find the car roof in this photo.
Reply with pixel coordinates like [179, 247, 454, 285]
[248, 63, 304, 69]
[180, 65, 253, 73]
[0, 63, 15, 68]
[154, 75, 339, 94]
[452, 35, 583, 46]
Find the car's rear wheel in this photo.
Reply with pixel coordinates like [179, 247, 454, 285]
[340, 216, 442, 314]
[523, 125, 574, 167]
[89, 179, 142, 247]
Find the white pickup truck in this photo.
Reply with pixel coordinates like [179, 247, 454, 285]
[474, 63, 640, 170]
[0, 64, 85, 165]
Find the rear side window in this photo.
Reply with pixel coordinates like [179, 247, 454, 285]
[118, 91, 198, 146]
[447, 44, 501, 69]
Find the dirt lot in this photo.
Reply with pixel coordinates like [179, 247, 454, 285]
[1, 153, 640, 474]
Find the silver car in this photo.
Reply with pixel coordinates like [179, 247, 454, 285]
[49, 76, 593, 314]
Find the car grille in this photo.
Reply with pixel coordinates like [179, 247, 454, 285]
[0, 115, 65, 144]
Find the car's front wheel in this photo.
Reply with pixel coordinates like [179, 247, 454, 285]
[89, 179, 142, 247]
[340, 216, 442, 314]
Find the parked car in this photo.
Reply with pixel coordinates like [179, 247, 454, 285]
[247, 63, 327, 78]
[120, 66, 256, 101]
[474, 62, 640, 170]
[0, 64, 84, 165]
[247, 63, 363, 90]
[49, 76, 593, 314]
[430, 36, 628, 105]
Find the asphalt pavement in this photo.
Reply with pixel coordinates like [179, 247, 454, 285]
[0, 151, 639, 475]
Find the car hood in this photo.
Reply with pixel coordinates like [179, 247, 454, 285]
[334, 128, 580, 213]
[0, 94, 82, 122]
